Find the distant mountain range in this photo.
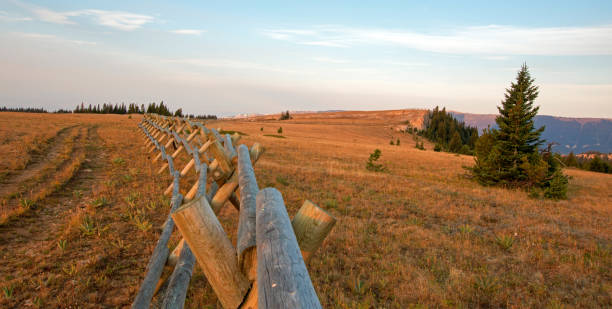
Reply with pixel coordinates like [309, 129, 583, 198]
[451, 112, 612, 155]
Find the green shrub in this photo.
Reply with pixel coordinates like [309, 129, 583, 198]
[277, 127, 283, 134]
[276, 175, 289, 186]
[495, 235, 514, 251]
[263, 134, 285, 139]
[544, 170, 569, 199]
[366, 149, 385, 172]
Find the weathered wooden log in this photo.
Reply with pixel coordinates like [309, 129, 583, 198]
[172, 195, 249, 309]
[183, 163, 208, 202]
[178, 140, 213, 177]
[236, 145, 258, 282]
[231, 133, 242, 145]
[159, 242, 195, 309]
[158, 144, 184, 175]
[256, 188, 321, 309]
[131, 193, 184, 309]
[240, 282, 258, 309]
[208, 159, 219, 173]
[228, 193, 241, 211]
[249, 143, 264, 164]
[153, 151, 164, 163]
[208, 140, 234, 179]
[224, 134, 238, 160]
[211, 172, 238, 213]
[291, 200, 336, 262]
[167, 239, 185, 267]
[164, 136, 175, 150]
[170, 145, 185, 159]
[156, 178, 218, 308]
[179, 158, 196, 178]
[207, 128, 223, 144]
[184, 179, 199, 201]
[148, 143, 158, 153]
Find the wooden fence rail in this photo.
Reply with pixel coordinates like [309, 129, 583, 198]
[133, 114, 336, 308]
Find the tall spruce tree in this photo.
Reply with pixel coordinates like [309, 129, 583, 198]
[494, 63, 545, 182]
[471, 64, 567, 198]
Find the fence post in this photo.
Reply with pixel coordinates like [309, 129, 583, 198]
[291, 200, 336, 262]
[172, 195, 249, 309]
[256, 188, 322, 309]
[131, 193, 184, 309]
[236, 145, 258, 280]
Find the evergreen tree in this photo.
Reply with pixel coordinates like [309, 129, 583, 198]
[448, 131, 463, 153]
[565, 152, 578, 167]
[421, 106, 478, 153]
[470, 64, 568, 198]
[493, 63, 545, 182]
[366, 149, 385, 172]
[279, 110, 291, 120]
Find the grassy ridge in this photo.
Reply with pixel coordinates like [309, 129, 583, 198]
[213, 114, 611, 308]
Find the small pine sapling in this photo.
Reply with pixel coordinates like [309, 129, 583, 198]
[366, 149, 385, 172]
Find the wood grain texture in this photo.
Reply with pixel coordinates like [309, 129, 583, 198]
[249, 143, 264, 165]
[167, 239, 185, 267]
[172, 195, 249, 309]
[160, 242, 196, 309]
[256, 188, 322, 309]
[211, 172, 238, 213]
[236, 145, 258, 280]
[209, 140, 234, 178]
[291, 200, 336, 262]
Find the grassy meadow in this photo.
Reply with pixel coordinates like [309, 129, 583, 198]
[0, 111, 610, 308]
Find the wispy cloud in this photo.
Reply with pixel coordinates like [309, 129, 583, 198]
[312, 56, 349, 64]
[30, 6, 154, 31]
[299, 41, 348, 48]
[0, 10, 32, 22]
[166, 58, 301, 74]
[262, 29, 349, 47]
[483, 56, 510, 61]
[170, 29, 206, 35]
[262, 25, 612, 55]
[377, 60, 430, 67]
[13, 32, 97, 45]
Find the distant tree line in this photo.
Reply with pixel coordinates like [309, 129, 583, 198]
[279, 110, 292, 120]
[563, 152, 611, 174]
[74, 102, 135, 114]
[4, 102, 217, 119]
[1, 106, 48, 113]
[419, 106, 479, 154]
[72, 101, 217, 119]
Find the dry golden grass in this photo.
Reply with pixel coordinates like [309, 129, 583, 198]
[0, 113, 83, 177]
[210, 112, 611, 308]
[0, 111, 610, 308]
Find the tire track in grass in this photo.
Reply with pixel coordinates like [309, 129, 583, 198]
[0, 125, 109, 307]
[0, 125, 80, 200]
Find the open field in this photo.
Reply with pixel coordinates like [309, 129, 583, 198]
[0, 111, 610, 307]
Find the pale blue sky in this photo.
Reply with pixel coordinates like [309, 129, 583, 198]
[1, 0, 611, 117]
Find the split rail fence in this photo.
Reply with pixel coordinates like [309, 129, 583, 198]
[132, 114, 336, 308]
